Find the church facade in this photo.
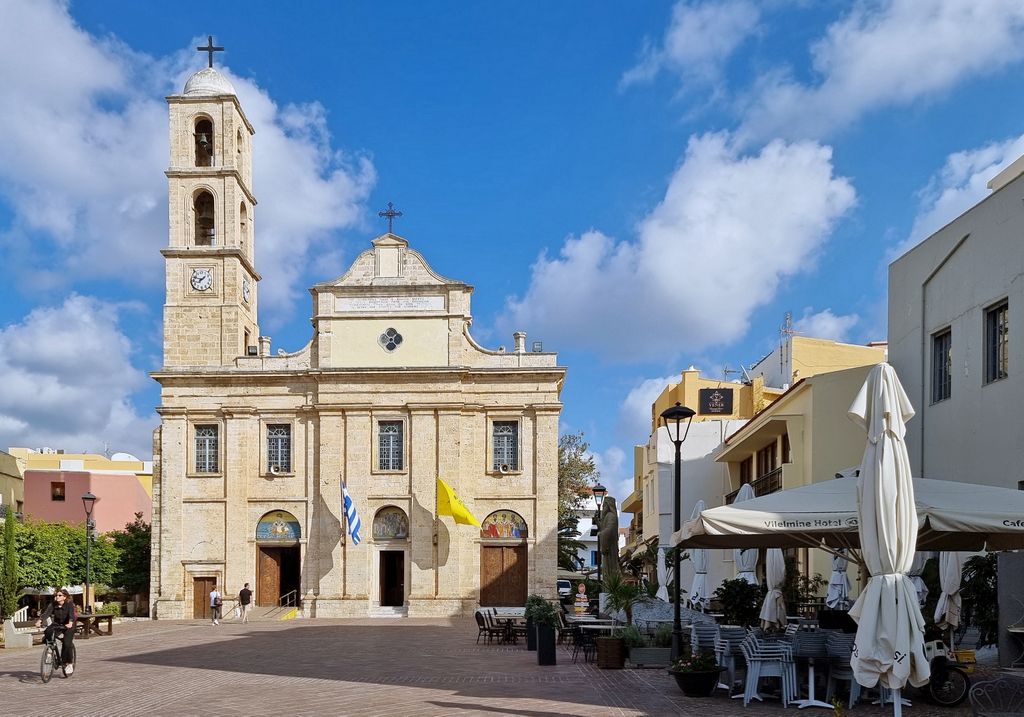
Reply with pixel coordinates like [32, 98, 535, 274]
[150, 64, 564, 619]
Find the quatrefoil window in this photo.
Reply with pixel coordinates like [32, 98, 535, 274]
[379, 327, 404, 352]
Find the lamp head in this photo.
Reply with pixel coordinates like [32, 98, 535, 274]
[591, 483, 607, 508]
[660, 401, 696, 443]
[82, 491, 97, 518]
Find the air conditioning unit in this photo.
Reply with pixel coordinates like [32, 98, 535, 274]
[246, 345, 258, 356]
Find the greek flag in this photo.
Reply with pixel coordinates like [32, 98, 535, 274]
[342, 483, 362, 545]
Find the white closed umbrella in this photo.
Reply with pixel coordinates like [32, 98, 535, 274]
[848, 363, 929, 717]
[732, 484, 758, 585]
[656, 547, 669, 602]
[825, 549, 851, 609]
[934, 551, 965, 632]
[759, 547, 787, 629]
[688, 500, 709, 609]
[907, 552, 930, 606]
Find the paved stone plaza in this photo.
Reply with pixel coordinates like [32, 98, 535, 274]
[0, 618, 979, 716]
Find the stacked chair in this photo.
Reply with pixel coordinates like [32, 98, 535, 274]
[739, 632, 796, 707]
[716, 625, 749, 695]
[824, 631, 862, 709]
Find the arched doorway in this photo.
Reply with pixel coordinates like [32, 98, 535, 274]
[372, 507, 409, 608]
[255, 510, 301, 607]
[479, 510, 528, 607]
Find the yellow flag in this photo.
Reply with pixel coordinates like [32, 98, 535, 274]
[436, 477, 481, 527]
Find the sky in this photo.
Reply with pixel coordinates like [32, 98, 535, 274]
[3, 0, 1024, 506]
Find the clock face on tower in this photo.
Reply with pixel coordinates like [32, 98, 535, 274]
[242, 277, 251, 302]
[190, 268, 213, 291]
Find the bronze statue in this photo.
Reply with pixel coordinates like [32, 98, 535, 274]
[598, 496, 620, 581]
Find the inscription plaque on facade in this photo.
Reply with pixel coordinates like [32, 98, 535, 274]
[336, 295, 445, 313]
[699, 388, 734, 415]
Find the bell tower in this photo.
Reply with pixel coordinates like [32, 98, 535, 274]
[161, 41, 260, 367]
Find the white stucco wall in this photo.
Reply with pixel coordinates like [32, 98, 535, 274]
[889, 170, 1024, 489]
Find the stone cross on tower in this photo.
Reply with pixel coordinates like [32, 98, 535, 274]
[378, 202, 403, 233]
[197, 36, 225, 68]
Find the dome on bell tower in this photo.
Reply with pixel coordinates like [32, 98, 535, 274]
[183, 67, 236, 96]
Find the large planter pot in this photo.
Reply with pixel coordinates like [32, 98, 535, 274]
[628, 646, 671, 668]
[596, 637, 626, 669]
[670, 669, 721, 697]
[526, 619, 537, 651]
[536, 624, 557, 665]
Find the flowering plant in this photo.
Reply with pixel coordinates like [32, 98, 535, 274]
[668, 652, 719, 673]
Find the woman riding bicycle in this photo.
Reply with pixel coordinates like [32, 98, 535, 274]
[36, 588, 76, 674]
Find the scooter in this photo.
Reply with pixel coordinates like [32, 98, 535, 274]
[923, 640, 971, 707]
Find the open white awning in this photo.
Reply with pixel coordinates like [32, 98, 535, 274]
[672, 475, 1024, 554]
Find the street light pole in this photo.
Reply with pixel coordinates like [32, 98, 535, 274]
[591, 484, 607, 586]
[660, 402, 695, 662]
[82, 492, 97, 613]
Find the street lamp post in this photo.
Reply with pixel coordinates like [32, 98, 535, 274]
[660, 401, 695, 662]
[591, 483, 607, 585]
[82, 492, 96, 613]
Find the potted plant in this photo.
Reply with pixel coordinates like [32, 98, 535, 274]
[713, 578, 764, 628]
[628, 623, 672, 668]
[533, 599, 559, 666]
[523, 594, 547, 651]
[596, 574, 650, 669]
[667, 652, 722, 697]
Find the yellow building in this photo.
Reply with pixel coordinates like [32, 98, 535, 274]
[0, 449, 24, 517]
[623, 334, 886, 596]
[9, 448, 153, 497]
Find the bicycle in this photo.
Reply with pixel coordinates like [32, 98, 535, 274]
[39, 628, 76, 683]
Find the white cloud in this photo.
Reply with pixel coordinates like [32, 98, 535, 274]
[0, 0, 374, 325]
[738, 0, 1024, 143]
[793, 307, 859, 342]
[621, 1, 760, 88]
[618, 374, 679, 440]
[0, 295, 154, 457]
[892, 133, 1024, 259]
[501, 133, 855, 361]
[592, 446, 631, 510]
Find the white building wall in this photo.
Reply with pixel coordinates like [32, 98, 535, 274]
[647, 420, 746, 602]
[889, 170, 1024, 488]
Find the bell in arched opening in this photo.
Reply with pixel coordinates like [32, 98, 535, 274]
[194, 119, 214, 167]
[194, 191, 215, 246]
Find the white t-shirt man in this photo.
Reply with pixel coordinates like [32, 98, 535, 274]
[209, 588, 222, 624]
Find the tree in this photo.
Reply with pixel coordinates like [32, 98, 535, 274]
[110, 513, 151, 595]
[62, 522, 120, 589]
[557, 432, 600, 571]
[1, 505, 18, 618]
[15, 519, 72, 590]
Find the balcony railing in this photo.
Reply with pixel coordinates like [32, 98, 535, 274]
[725, 466, 783, 504]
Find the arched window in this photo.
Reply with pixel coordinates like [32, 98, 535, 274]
[194, 118, 214, 167]
[480, 510, 528, 539]
[372, 506, 409, 540]
[239, 202, 248, 249]
[194, 191, 215, 246]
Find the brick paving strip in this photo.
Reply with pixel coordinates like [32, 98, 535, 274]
[0, 618, 976, 716]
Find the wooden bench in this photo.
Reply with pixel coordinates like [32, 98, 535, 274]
[75, 613, 114, 639]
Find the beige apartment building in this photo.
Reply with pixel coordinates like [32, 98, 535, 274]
[151, 65, 564, 619]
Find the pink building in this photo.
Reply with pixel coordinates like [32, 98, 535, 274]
[17, 451, 152, 532]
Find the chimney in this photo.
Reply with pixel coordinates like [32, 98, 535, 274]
[513, 332, 526, 353]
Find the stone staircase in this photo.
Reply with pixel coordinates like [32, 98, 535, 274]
[367, 605, 408, 618]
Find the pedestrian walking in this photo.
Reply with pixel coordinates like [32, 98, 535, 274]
[210, 586, 222, 625]
[239, 583, 253, 623]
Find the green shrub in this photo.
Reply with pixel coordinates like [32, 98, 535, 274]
[653, 623, 673, 647]
[532, 599, 559, 628]
[94, 603, 121, 616]
[524, 593, 547, 622]
[713, 578, 765, 627]
[618, 624, 647, 648]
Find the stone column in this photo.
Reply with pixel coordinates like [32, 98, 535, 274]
[343, 408, 371, 605]
[315, 409, 345, 612]
[533, 407, 561, 601]
[222, 407, 255, 600]
[409, 407, 438, 612]
[155, 408, 187, 618]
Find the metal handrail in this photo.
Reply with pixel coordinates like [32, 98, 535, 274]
[725, 466, 783, 504]
[278, 589, 298, 608]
